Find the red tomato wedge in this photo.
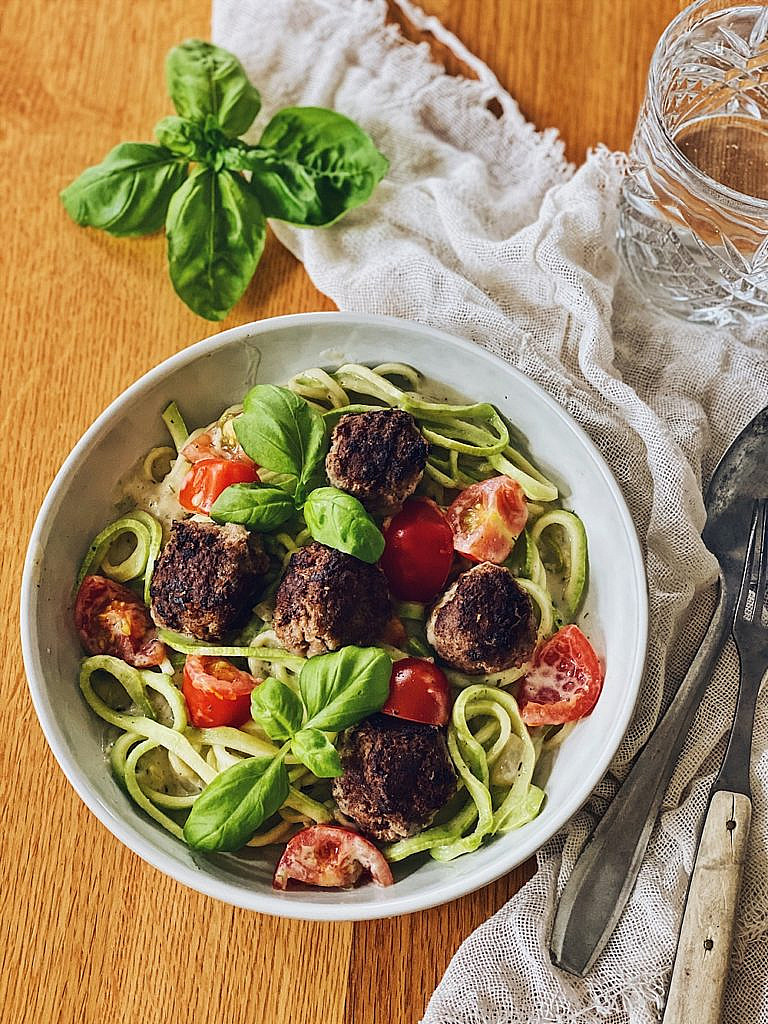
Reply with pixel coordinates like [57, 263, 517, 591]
[179, 458, 260, 516]
[381, 657, 452, 726]
[518, 625, 603, 726]
[273, 825, 393, 890]
[74, 575, 165, 668]
[446, 476, 528, 564]
[379, 498, 454, 602]
[182, 655, 259, 728]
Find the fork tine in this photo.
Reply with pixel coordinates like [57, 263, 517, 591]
[735, 500, 763, 624]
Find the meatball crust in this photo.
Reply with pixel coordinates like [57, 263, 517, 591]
[325, 409, 429, 516]
[332, 715, 456, 841]
[426, 562, 536, 675]
[150, 520, 268, 642]
[273, 542, 391, 656]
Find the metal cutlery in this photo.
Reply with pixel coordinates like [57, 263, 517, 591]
[662, 500, 768, 1023]
[550, 406, 768, 977]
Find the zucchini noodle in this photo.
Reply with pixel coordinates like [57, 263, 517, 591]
[80, 650, 330, 843]
[143, 446, 176, 483]
[76, 510, 162, 604]
[386, 686, 544, 862]
[530, 509, 588, 615]
[156, 627, 305, 669]
[514, 577, 555, 639]
[73, 360, 591, 868]
[444, 662, 530, 691]
[287, 363, 558, 500]
[162, 400, 189, 452]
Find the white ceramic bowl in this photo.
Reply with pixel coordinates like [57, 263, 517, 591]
[21, 313, 647, 920]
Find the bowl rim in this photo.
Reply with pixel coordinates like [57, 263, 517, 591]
[20, 311, 648, 921]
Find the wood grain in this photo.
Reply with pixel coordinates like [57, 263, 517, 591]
[1, 2, 680, 1022]
[662, 791, 752, 1024]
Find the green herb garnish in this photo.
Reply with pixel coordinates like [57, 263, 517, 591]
[211, 384, 386, 561]
[183, 646, 391, 851]
[61, 40, 388, 321]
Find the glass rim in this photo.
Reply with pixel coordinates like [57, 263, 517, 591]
[646, 0, 768, 212]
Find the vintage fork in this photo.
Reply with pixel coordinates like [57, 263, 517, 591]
[662, 499, 768, 1024]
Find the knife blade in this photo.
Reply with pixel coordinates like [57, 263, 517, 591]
[550, 405, 768, 977]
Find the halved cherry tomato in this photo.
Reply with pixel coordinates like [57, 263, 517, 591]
[74, 575, 165, 668]
[379, 498, 454, 602]
[273, 825, 393, 890]
[381, 657, 452, 726]
[446, 476, 528, 564]
[179, 458, 260, 516]
[518, 625, 603, 726]
[181, 430, 253, 465]
[182, 655, 259, 728]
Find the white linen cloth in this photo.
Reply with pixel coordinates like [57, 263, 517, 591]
[213, 2, 768, 1020]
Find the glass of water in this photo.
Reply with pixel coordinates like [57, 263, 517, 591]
[619, 0, 768, 326]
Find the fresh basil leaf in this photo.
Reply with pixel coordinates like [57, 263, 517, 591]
[210, 483, 295, 531]
[227, 108, 388, 225]
[291, 728, 342, 778]
[166, 39, 261, 137]
[61, 143, 187, 237]
[303, 487, 385, 563]
[234, 385, 327, 496]
[250, 677, 304, 741]
[154, 116, 206, 159]
[301, 646, 392, 733]
[183, 754, 288, 852]
[166, 166, 266, 321]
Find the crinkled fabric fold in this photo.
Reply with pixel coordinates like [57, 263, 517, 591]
[213, 2, 768, 1020]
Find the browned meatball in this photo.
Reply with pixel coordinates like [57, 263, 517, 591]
[150, 521, 269, 642]
[325, 409, 428, 516]
[332, 715, 456, 841]
[273, 542, 391, 656]
[426, 562, 536, 675]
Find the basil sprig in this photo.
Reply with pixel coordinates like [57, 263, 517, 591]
[61, 40, 388, 320]
[211, 385, 386, 561]
[183, 646, 392, 851]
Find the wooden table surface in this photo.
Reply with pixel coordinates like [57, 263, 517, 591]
[2, 2, 683, 1022]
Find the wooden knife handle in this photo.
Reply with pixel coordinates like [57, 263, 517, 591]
[662, 790, 751, 1024]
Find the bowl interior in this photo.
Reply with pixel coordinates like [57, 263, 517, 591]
[22, 314, 647, 920]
